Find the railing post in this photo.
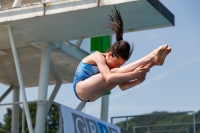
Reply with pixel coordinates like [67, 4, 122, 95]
[12, 0, 22, 7]
[22, 106, 25, 133]
[193, 111, 196, 133]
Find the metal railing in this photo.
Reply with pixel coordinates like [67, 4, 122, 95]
[0, 0, 85, 11]
[21, 0, 42, 5]
[133, 122, 200, 133]
[0, 0, 14, 9]
[111, 111, 199, 133]
[145, 129, 189, 133]
[0, 128, 11, 133]
[0, 0, 42, 10]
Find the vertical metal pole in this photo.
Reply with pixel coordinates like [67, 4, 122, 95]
[7, 25, 34, 133]
[35, 44, 51, 133]
[98, 0, 101, 6]
[22, 106, 25, 133]
[58, 106, 63, 133]
[133, 127, 136, 133]
[11, 87, 19, 133]
[193, 111, 196, 133]
[100, 95, 109, 121]
[12, 0, 22, 7]
[100, 35, 111, 122]
[126, 117, 129, 131]
[147, 126, 150, 133]
[46, 101, 49, 133]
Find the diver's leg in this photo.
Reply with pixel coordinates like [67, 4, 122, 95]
[89, 83, 118, 102]
[76, 73, 120, 101]
[111, 44, 169, 73]
[89, 63, 156, 102]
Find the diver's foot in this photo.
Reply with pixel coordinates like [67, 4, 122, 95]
[158, 47, 172, 65]
[148, 44, 168, 65]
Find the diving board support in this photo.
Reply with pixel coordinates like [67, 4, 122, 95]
[75, 39, 83, 47]
[0, 86, 13, 103]
[12, 87, 19, 133]
[35, 43, 51, 133]
[58, 106, 63, 133]
[62, 41, 89, 61]
[47, 82, 62, 133]
[48, 82, 62, 102]
[7, 25, 34, 133]
[101, 95, 109, 122]
[22, 106, 25, 133]
[76, 101, 86, 111]
[48, 82, 62, 111]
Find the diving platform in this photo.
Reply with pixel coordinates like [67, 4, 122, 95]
[0, 0, 174, 87]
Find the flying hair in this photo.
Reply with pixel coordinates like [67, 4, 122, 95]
[106, 6, 134, 61]
[107, 6, 124, 41]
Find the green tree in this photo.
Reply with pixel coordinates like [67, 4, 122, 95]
[0, 103, 60, 133]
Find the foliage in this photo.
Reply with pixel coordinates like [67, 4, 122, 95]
[114, 111, 200, 133]
[0, 103, 60, 133]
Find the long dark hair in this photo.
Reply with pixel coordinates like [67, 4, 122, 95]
[107, 6, 133, 61]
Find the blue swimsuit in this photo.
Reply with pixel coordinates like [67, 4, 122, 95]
[73, 62, 99, 102]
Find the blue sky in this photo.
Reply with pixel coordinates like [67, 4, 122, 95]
[0, 0, 200, 124]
